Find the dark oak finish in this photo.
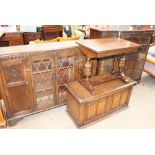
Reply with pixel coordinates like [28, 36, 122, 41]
[23, 32, 42, 44]
[90, 28, 119, 39]
[120, 30, 153, 81]
[0, 41, 80, 126]
[89, 29, 153, 82]
[0, 32, 24, 47]
[42, 25, 63, 40]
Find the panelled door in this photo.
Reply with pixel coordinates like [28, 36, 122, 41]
[0, 58, 34, 117]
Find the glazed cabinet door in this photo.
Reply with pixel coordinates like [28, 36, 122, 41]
[55, 48, 79, 105]
[31, 53, 56, 109]
[0, 58, 34, 117]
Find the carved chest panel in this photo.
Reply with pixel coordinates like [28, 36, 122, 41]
[66, 78, 135, 127]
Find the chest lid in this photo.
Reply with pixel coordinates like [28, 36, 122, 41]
[65, 76, 135, 104]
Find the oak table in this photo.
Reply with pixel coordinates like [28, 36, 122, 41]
[76, 38, 140, 94]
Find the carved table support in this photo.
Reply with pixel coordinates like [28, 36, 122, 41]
[84, 58, 91, 82]
[119, 55, 130, 83]
[119, 55, 125, 72]
[79, 57, 96, 95]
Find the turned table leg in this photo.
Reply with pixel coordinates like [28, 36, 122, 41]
[84, 57, 92, 82]
[119, 55, 130, 83]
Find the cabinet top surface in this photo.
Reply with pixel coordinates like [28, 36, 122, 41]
[0, 41, 78, 57]
[76, 38, 140, 54]
[66, 77, 135, 104]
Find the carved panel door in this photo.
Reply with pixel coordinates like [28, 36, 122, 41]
[124, 53, 139, 79]
[120, 31, 153, 82]
[31, 54, 56, 109]
[0, 58, 34, 117]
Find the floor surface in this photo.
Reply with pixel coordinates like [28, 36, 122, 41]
[11, 73, 155, 129]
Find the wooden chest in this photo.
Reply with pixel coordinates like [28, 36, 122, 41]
[42, 25, 63, 40]
[66, 76, 135, 127]
[0, 32, 24, 47]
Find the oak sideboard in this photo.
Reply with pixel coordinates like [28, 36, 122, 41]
[0, 41, 82, 126]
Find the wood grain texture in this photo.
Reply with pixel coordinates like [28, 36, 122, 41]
[0, 41, 78, 59]
[120, 30, 153, 82]
[90, 29, 119, 39]
[66, 77, 135, 127]
[76, 38, 140, 58]
[23, 32, 42, 44]
[0, 32, 24, 47]
[0, 58, 34, 116]
[42, 25, 63, 40]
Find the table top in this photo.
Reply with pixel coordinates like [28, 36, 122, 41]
[76, 38, 140, 58]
